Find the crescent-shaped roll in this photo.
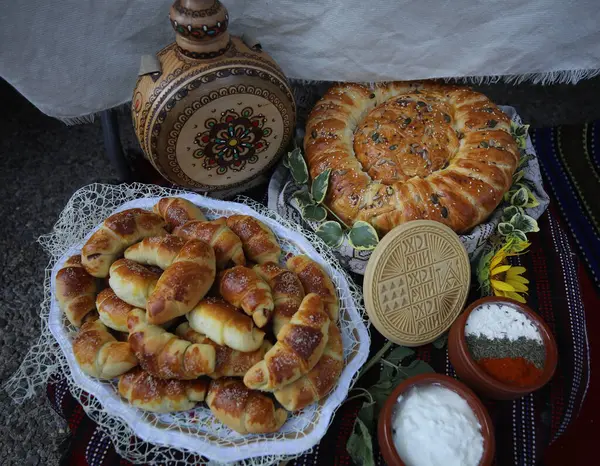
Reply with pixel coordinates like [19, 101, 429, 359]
[96, 287, 134, 332]
[225, 215, 281, 264]
[304, 82, 520, 235]
[118, 368, 209, 412]
[55, 255, 98, 327]
[72, 319, 138, 379]
[132, 238, 216, 325]
[274, 323, 344, 411]
[253, 262, 305, 338]
[243, 293, 330, 391]
[124, 235, 187, 269]
[175, 322, 272, 379]
[153, 197, 206, 231]
[187, 298, 265, 353]
[286, 255, 339, 321]
[127, 308, 215, 379]
[173, 218, 245, 269]
[81, 208, 167, 277]
[219, 266, 274, 328]
[206, 378, 288, 434]
[109, 259, 161, 309]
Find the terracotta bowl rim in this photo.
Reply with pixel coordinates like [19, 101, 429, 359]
[377, 373, 495, 466]
[455, 296, 558, 395]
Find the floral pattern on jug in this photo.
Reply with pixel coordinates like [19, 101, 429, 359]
[193, 107, 271, 175]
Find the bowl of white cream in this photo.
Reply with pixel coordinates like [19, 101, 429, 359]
[378, 374, 495, 466]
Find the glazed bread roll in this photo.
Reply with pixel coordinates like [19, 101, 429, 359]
[225, 215, 281, 264]
[127, 308, 215, 379]
[175, 322, 271, 379]
[253, 262, 305, 338]
[153, 197, 206, 231]
[287, 255, 339, 321]
[119, 368, 209, 412]
[109, 259, 161, 309]
[206, 378, 287, 434]
[124, 235, 187, 269]
[72, 319, 138, 379]
[244, 294, 330, 391]
[55, 255, 98, 327]
[187, 298, 265, 352]
[81, 208, 167, 277]
[219, 266, 274, 328]
[96, 287, 134, 332]
[173, 218, 245, 269]
[274, 324, 344, 411]
[143, 239, 216, 325]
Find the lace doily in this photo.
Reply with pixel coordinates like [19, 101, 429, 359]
[5, 183, 370, 465]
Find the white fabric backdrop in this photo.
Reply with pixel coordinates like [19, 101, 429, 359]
[1, 0, 599, 121]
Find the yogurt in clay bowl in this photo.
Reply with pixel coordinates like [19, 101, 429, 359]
[378, 374, 495, 466]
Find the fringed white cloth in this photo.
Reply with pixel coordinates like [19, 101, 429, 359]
[1, 0, 599, 122]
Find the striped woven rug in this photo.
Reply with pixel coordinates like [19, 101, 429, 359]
[532, 122, 600, 286]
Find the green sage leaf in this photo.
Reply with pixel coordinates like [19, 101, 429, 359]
[315, 221, 344, 248]
[311, 169, 331, 204]
[510, 186, 529, 207]
[288, 147, 309, 185]
[292, 190, 315, 210]
[347, 417, 375, 466]
[302, 204, 327, 222]
[385, 346, 415, 365]
[510, 213, 540, 234]
[502, 205, 523, 222]
[432, 333, 448, 349]
[510, 229, 529, 243]
[357, 401, 376, 431]
[498, 222, 514, 236]
[348, 221, 379, 250]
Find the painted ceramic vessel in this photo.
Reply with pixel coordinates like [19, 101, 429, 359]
[132, 0, 296, 191]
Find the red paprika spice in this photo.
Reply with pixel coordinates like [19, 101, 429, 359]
[477, 357, 543, 387]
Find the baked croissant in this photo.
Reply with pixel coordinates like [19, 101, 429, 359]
[206, 378, 288, 434]
[219, 266, 274, 328]
[55, 255, 98, 327]
[274, 323, 344, 411]
[287, 255, 339, 321]
[244, 293, 330, 391]
[187, 298, 265, 352]
[175, 322, 271, 379]
[173, 218, 245, 269]
[253, 262, 305, 338]
[119, 368, 209, 412]
[125, 237, 216, 325]
[109, 259, 161, 309]
[127, 308, 215, 379]
[81, 208, 167, 277]
[72, 319, 138, 379]
[225, 215, 281, 264]
[96, 287, 134, 332]
[153, 197, 206, 231]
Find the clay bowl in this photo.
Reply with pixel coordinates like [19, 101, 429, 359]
[448, 296, 558, 400]
[378, 373, 495, 466]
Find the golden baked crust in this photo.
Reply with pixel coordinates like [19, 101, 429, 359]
[304, 82, 519, 234]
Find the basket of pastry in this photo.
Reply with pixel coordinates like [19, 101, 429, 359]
[49, 192, 370, 463]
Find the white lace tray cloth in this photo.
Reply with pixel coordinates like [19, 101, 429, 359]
[47, 192, 370, 464]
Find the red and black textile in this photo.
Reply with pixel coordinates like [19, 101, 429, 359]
[47, 197, 592, 466]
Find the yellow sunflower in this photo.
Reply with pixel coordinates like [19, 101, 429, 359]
[488, 242, 530, 303]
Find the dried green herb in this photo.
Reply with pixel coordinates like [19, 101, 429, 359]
[443, 113, 451, 123]
[416, 100, 427, 107]
[369, 93, 376, 99]
[389, 145, 398, 150]
[488, 119, 498, 128]
[466, 335, 546, 369]
[371, 132, 382, 143]
[404, 117, 412, 125]
[430, 193, 439, 204]
[311, 129, 317, 139]
[441, 206, 449, 218]
[480, 141, 490, 148]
